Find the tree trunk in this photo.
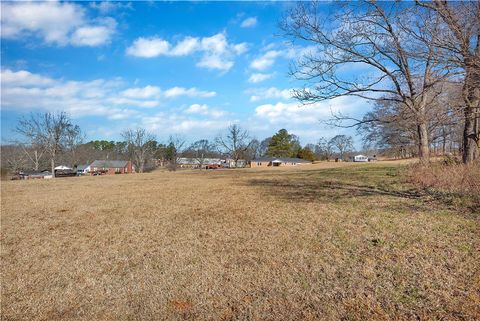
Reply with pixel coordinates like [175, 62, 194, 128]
[442, 133, 446, 155]
[462, 57, 480, 163]
[34, 150, 39, 171]
[51, 157, 55, 179]
[462, 107, 479, 163]
[417, 122, 430, 163]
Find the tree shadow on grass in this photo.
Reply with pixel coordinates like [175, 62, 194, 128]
[245, 167, 480, 214]
[246, 177, 424, 205]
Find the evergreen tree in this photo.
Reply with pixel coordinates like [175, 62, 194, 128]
[267, 129, 301, 157]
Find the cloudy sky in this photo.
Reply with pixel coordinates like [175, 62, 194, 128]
[1, 1, 369, 145]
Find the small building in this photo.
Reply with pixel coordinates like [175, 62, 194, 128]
[18, 170, 53, 180]
[89, 160, 133, 174]
[251, 157, 312, 167]
[76, 164, 90, 175]
[352, 155, 369, 162]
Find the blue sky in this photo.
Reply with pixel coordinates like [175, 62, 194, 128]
[1, 1, 369, 146]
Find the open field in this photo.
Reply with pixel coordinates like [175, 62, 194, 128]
[1, 162, 479, 320]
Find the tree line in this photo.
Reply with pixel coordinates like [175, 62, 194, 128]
[2, 112, 360, 177]
[282, 0, 479, 164]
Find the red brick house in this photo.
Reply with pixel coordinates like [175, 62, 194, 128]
[89, 160, 133, 174]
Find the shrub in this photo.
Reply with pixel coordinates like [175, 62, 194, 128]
[405, 159, 480, 209]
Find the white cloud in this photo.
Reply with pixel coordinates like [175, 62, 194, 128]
[1, 1, 116, 47]
[121, 85, 161, 99]
[250, 50, 282, 71]
[126, 32, 248, 72]
[233, 43, 249, 55]
[248, 73, 272, 83]
[247, 87, 293, 102]
[185, 104, 209, 114]
[126, 37, 171, 58]
[163, 87, 216, 98]
[71, 25, 114, 47]
[196, 33, 242, 71]
[90, 1, 132, 14]
[170, 37, 199, 56]
[185, 104, 227, 118]
[0, 69, 217, 119]
[254, 96, 367, 126]
[249, 45, 318, 71]
[140, 112, 232, 135]
[0, 69, 56, 87]
[240, 17, 257, 28]
[109, 97, 160, 108]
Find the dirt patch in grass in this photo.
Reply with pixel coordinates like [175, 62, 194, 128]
[1, 162, 479, 320]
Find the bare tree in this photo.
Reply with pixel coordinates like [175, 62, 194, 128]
[315, 137, 334, 160]
[16, 112, 80, 178]
[281, 1, 451, 162]
[121, 128, 156, 173]
[245, 138, 261, 161]
[64, 124, 85, 167]
[1, 145, 28, 173]
[187, 139, 217, 169]
[359, 82, 464, 158]
[166, 135, 186, 171]
[415, 0, 479, 163]
[258, 137, 272, 157]
[17, 143, 46, 171]
[328, 135, 354, 160]
[215, 124, 251, 167]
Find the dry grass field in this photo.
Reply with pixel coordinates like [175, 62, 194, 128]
[1, 162, 479, 320]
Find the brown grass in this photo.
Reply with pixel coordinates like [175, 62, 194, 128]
[405, 161, 480, 210]
[1, 162, 479, 320]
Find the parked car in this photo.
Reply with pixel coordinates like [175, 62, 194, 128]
[206, 164, 223, 169]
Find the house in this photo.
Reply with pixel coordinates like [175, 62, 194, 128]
[177, 158, 223, 168]
[352, 155, 369, 162]
[224, 159, 247, 168]
[54, 165, 72, 171]
[250, 157, 312, 167]
[89, 160, 133, 174]
[76, 164, 90, 175]
[54, 165, 76, 177]
[18, 170, 53, 180]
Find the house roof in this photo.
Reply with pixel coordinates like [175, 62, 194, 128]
[54, 165, 72, 170]
[90, 160, 129, 168]
[22, 170, 51, 176]
[177, 158, 222, 165]
[76, 164, 90, 170]
[252, 157, 312, 163]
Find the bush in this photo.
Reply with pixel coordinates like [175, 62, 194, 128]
[405, 159, 480, 209]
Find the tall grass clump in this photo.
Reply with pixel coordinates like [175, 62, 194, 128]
[405, 158, 480, 210]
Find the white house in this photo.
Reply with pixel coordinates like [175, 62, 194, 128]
[353, 155, 369, 162]
[76, 164, 90, 175]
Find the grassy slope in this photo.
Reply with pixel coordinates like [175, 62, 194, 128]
[1, 163, 479, 320]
